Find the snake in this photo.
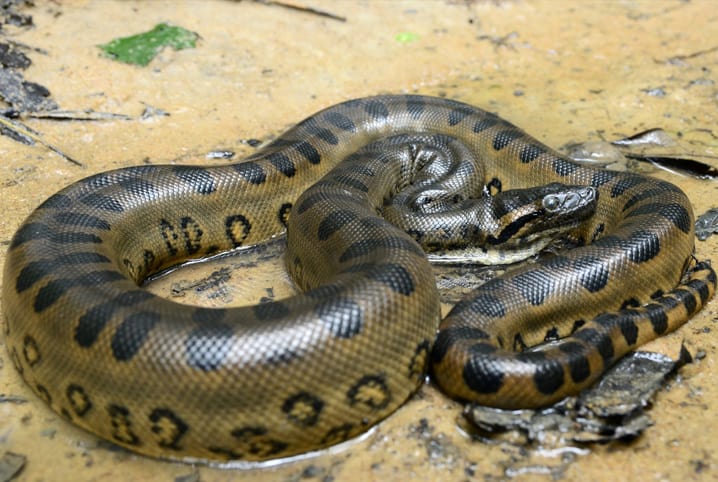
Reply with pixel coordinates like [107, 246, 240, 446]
[3, 95, 716, 463]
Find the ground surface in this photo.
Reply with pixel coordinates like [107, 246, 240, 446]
[1, 1, 717, 481]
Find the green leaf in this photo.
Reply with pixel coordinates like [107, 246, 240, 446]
[395, 32, 419, 44]
[98, 23, 198, 66]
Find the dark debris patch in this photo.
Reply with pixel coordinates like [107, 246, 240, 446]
[464, 350, 686, 444]
[0, 451, 26, 481]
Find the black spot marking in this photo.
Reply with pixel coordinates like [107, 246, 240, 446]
[11, 223, 103, 249]
[160, 219, 180, 256]
[519, 144, 545, 163]
[186, 320, 234, 371]
[405, 96, 425, 119]
[79, 193, 125, 212]
[67, 384, 92, 416]
[517, 352, 565, 395]
[626, 202, 692, 234]
[453, 293, 506, 318]
[644, 303, 668, 334]
[339, 237, 423, 262]
[486, 177, 502, 194]
[322, 423, 354, 445]
[462, 343, 503, 394]
[544, 327, 560, 342]
[225, 214, 252, 247]
[234, 161, 267, 184]
[558, 341, 591, 383]
[17, 252, 111, 293]
[367, 264, 415, 295]
[254, 301, 290, 321]
[75, 290, 153, 348]
[432, 326, 490, 364]
[53, 212, 111, 230]
[282, 392, 324, 427]
[574, 328, 614, 364]
[347, 374, 391, 410]
[408, 339, 431, 382]
[302, 118, 339, 145]
[111, 311, 160, 361]
[330, 174, 369, 193]
[513, 333, 527, 351]
[573, 256, 610, 292]
[316, 298, 363, 338]
[448, 106, 473, 126]
[294, 141, 321, 164]
[34, 270, 124, 313]
[688, 278, 712, 304]
[108, 404, 140, 445]
[674, 288, 698, 315]
[268, 153, 296, 177]
[594, 231, 661, 264]
[610, 175, 646, 197]
[149, 408, 188, 450]
[364, 100, 389, 119]
[278, 202, 292, 228]
[492, 130, 523, 150]
[620, 298, 641, 309]
[324, 111, 356, 132]
[38, 193, 72, 209]
[181, 216, 203, 255]
[173, 166, 216, 194]
[473, 116, 498, 133]
[296, 192, 326, 214]
[552, 158, 579, 176]
[226, 426, 288, 458]
[22, 335, 40, 366]
[590, 169, 619, 187]
[512, 269, 556, 305]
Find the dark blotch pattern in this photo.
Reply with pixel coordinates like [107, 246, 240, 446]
[173, 166, 216, 194]
[492, 130, 523, 150]
[367, 263, 415, 295]
[574, 328, 614, 364]
[75, 290, 154, 348]
[462, 343, 503, 394]
[573, 256, 610, 293]
[294, 140, 321, 164]
[111, 311, 160, 361]
[282, 392, 324, 427]
[316, 298, 363, 338]
[254, 301, 290, 321]
[268, 153, 296, 177]
[324, 112, 356, 132]
[234, 161, 267, 184]
[558, 341, 591, 383]
[54, 212, 111, 230]
[519, 144, 544, 163]
[186, 320, 234, 371]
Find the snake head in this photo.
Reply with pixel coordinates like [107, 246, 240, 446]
[487, 183, 597, 247]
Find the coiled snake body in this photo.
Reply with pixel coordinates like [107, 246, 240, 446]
[3, 95, 715, 462]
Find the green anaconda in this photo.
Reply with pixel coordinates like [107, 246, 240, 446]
[3, 95, 715, 463]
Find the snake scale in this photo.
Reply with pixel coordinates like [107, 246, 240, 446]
[3, 95, 716, 463]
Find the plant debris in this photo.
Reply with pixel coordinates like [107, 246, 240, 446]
[98, 23, 199, 66]
[567, 128, 718, 179]
[464, 349, 689, 445]
[696, 208, 718, 241]
[0, 451, 26, 482]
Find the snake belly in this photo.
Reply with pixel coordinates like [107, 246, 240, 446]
[3, 95, 716, 463]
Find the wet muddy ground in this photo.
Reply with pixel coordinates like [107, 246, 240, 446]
[1, 1, 717, 480]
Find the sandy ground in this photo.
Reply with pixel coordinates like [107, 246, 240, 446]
[1, 1, 717, 481]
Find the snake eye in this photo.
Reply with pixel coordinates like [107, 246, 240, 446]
[542, 195, 561, 212]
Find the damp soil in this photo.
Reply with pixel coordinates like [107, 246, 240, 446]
[1, 1, 717, 481]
